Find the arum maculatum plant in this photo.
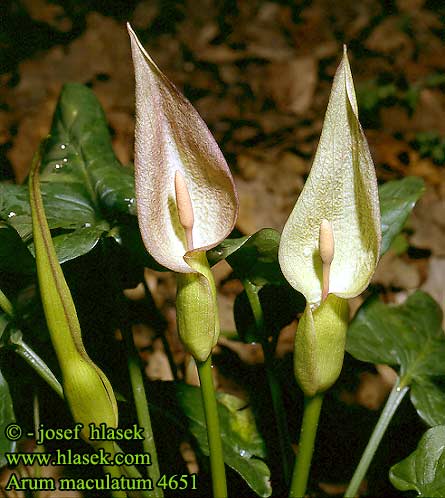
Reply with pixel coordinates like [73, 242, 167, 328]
[278, 47, 381, 497]
[128, 23, 238, 498]
[28, 147, 125, 498]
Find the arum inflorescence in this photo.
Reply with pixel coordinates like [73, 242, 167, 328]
[279, 48, 381, 497]
[128, 23, 238, 363]
[279, 47, 381, 397]
[128, 23, 238, 498]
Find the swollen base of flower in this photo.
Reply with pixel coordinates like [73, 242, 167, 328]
[294, 294, 349, 396]
[63, 357, 118, 441]
[176, 251, 219, 362]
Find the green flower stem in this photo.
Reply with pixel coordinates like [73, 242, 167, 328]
[290, 393, 324, 498]
[101, 238, 163, 497]
[243, 279, 293, 486]
[197, 355, 227, 498]
[0, 288, 14, 317]
[123, 327, 163, 498]
[99, 442, 127, 498]
[344, 378, 409, 498]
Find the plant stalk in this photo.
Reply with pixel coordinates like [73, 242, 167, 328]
[197, 355, 227, 498]
[101, 237, 163, 497]
[243, 279, 293, 485]
[13, 339, 64, 399]
[124, 327, 163, 497]
[290, 393, 324, 498]
[344, 378, 409, 498]
[99, 441, 127, 498]
[0, 288, 14, 317]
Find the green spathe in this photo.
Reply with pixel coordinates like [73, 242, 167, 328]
[294, 295, 349, 396]
[176, 251, 219, 362]
[278, 48, 381, 306]
[29, 148, 118, 439]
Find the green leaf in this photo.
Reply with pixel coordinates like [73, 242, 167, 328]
[0, 368, 16, 467]
[0, 309, 11, 346]
[346, 291, 445, 425]
[28, 222, 109, 265]
[51, 223, 109, 264]
[177, 383, 272, 497]
[0, 182, 98, 241]
[410, 379, 445, 427]
[40, 83, 135, 216]
[207, 234, 249, 266]
[390, 425, 445, 497]
[378, 176, 425, 255]
[0, 83, 136, 266]
[208, 228, 285, 287]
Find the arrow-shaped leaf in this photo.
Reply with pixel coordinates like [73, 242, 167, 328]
[346, 291, 445, 426]
[390, 425, 445, 497]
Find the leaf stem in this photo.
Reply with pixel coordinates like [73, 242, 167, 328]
[12, 338, 64, 399]
[344, 378, 409, 498]
[290, 393, 324, 498]
[243, 279, 293, 486]
[123, 327, 163, 497]
[197, 355, 227, 498]
[0, 288, 14, 317]
[0, 286, 64, 399]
